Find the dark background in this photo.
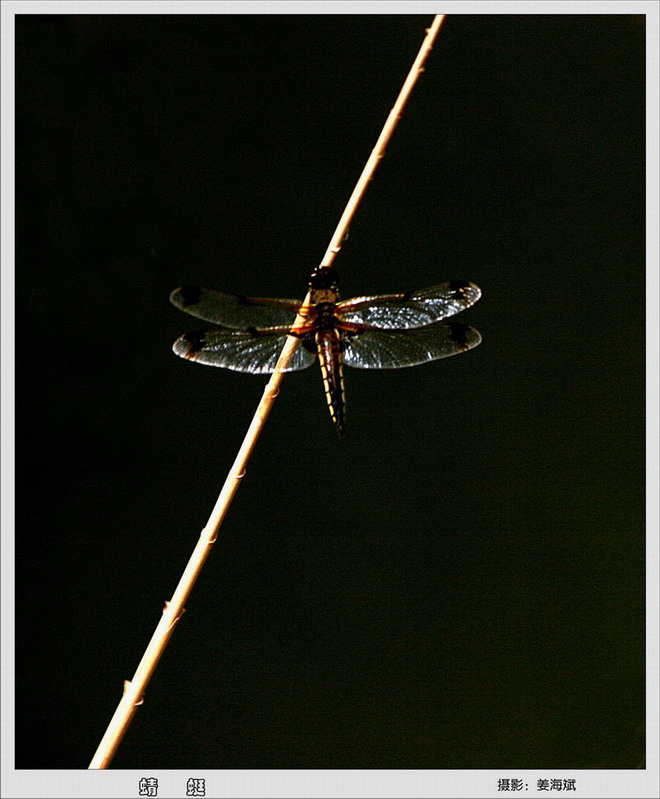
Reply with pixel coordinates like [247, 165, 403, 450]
[16, 14, 645, 769]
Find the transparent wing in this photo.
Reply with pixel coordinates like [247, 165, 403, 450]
[173, 327, 316, 373]
[337, 281, 481, 330]
[170, 286, 303, 328]
[342, 322, 481, 369]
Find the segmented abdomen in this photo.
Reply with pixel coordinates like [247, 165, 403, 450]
[315, 328, 346, 436]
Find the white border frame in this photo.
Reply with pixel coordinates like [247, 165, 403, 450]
[2, 2, 657, 797]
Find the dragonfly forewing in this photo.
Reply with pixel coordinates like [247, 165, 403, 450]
[337, 280, 481, 329]
[170, 286, 304, 329]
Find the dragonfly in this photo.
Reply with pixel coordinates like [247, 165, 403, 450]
[171, 266, 481, 436]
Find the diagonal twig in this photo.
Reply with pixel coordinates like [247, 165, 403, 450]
[89, 14, 446, 770]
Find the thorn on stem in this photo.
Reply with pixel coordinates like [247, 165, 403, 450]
[167, 614, 182, 631]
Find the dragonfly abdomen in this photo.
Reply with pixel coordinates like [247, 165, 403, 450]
[315, 328, 346, 437]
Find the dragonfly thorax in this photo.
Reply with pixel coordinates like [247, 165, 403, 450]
[310, 289, 338, 306]
[313, 302, 338, 331]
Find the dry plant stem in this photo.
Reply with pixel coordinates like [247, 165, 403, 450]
[320, 14, 445, 267]
[89, 13, 446, 770]
[88, 300, 311, 769]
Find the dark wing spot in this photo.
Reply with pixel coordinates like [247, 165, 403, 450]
[173, 331, 205, 359]
[177, 285, 202, 308]
[448, 280, 471, 299]
[448, 322, 472, 350]
[302, 334, 318, 354]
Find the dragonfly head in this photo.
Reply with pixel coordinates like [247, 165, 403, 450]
[307, 266, 339, 291]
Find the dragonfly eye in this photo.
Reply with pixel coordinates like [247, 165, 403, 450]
[307, 266, 339, 290]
